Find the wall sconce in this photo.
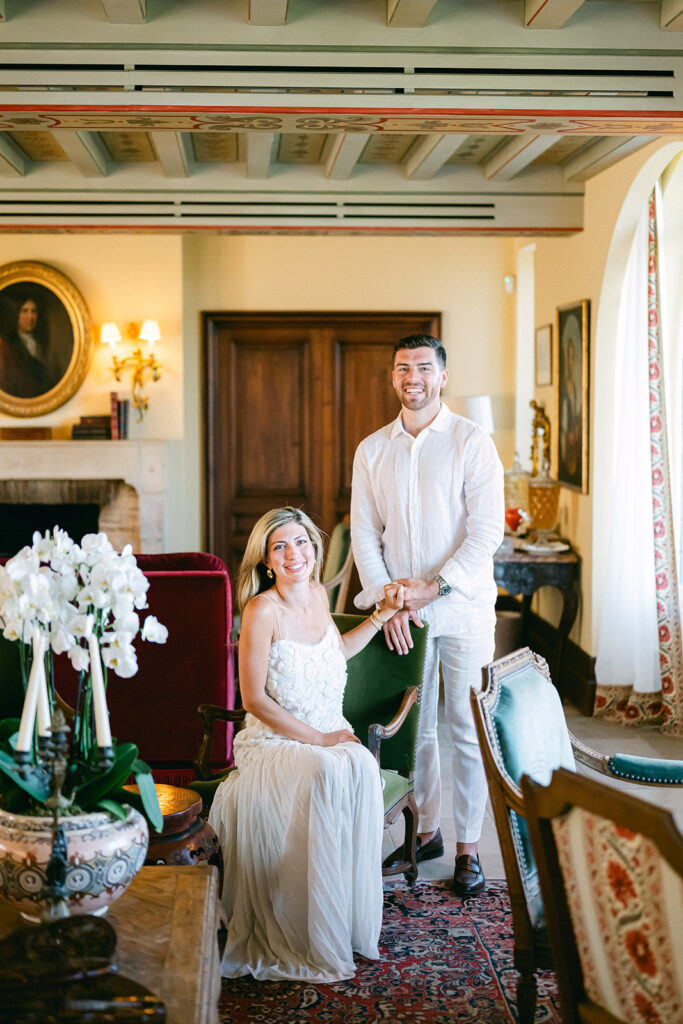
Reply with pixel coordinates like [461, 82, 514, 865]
[101, 320, 162, 420]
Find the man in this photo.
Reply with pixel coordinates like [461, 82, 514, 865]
[350, 335, 503, 895]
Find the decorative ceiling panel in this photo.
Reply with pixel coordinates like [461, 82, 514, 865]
[6, 131, 68, 161]
[192, 132, 239, 162]
[101, 131, 156, 162]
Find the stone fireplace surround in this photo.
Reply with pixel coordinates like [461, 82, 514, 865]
[0, 441, 166, 553]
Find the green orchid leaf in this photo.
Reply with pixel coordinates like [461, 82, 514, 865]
[132, 762, 163, 834]
[73, 742, 139, 808]
[0, 771, 31, 812]
[0, 749, 51, 804]
[0, 719, 20, 745]
[94, 798, 128, 821]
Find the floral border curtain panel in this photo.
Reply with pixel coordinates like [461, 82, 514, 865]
[595, 188, 683, 734]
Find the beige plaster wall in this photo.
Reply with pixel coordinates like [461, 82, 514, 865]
[179, 233, 517, 550]
[0, 234, 184, 442]
[525, 137, 683, 656]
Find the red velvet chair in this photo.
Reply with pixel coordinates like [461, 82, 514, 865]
[53, 552, 235, 787]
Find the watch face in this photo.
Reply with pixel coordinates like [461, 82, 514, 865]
[435, 575, 451, 596]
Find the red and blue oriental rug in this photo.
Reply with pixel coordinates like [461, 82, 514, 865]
[219, 879, 561, 1023]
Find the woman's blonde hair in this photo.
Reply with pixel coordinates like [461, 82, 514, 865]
[236, 506, 325, 613]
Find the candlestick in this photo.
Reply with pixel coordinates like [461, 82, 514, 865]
[88, 634, 112, 750]
[16, 631, 47, 754]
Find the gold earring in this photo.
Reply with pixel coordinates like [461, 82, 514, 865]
[266, 568, 274, 579]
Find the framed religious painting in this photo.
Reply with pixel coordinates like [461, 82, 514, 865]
[555, 299, 590, 493]
[535, 324, 552, 387]
[0, 261, 92, 417]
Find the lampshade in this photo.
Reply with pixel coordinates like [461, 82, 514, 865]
[451, 395, 495, 434]
[138, 319, 161, 346]
[100, 322, 121, 347]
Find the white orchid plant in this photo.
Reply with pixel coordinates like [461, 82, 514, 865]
[0, 528, 166, 830]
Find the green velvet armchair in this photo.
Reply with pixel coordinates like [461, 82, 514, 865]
[471, 646, 683, 1024]
[191, 613, 428, 885]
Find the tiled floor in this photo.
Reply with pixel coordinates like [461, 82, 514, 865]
[383, 694, 683, 885]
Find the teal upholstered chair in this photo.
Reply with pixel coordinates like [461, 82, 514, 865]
[471, 646, 683, 1024]
[192, 613, 428, 884]
[321, 518, 354, 614]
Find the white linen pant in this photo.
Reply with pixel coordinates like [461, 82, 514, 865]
[415, 632, 494, 843]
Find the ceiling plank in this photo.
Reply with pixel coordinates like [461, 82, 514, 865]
[0, 133, 28, 176]
[243, 133, 276, 178]
[662, 0, 683, 29]
[99, 0, 147, 23]
[151, 132, 194, 178]
[404, 134, 472, 180]
[524, 0, 586, 29]
[387, 0, 439, 28]
[484, 134, 557, 180]
[57, 131, 110, 176]
[564, 136, 654, 182]
[324, 133, 371, 179]
[248, 1, 289, 26]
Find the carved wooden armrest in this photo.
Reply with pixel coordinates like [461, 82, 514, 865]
[367, 686, 418, 766]
[193, 703, 247, 780]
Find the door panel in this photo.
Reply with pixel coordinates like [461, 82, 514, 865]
[204, 312, 440, 596]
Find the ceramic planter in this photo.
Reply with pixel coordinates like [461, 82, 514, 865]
[0, 805, 148, 922]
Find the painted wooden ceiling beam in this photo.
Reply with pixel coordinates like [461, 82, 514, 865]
[404, 134, 472, 180]
[662, 0, 683, 29]
[243, 132, 276, 178]
[0, 133, 27, 176]
[151, 132, 194, 178]
[56, 131, 110, 176]
[484, 134, 556, 180]
[524, 0, 586, 29]
[324, 133, 371, 179]
[99, 0, 147, 23]
[564, 135, 653, 182]
[387, 0, 439, 27]
[248, 1, 289, 26]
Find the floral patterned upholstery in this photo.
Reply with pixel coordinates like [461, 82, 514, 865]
[552, 807, 683, 1023]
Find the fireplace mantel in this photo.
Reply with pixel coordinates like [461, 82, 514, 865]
[0, 440, 166, 552]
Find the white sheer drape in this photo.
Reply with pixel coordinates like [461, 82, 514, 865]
[595, 207, 660, 692]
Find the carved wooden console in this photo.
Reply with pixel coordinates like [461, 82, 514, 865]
[493, 546, 580, 698]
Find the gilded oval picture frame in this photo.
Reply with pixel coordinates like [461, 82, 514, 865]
[0, 261, 92, 417]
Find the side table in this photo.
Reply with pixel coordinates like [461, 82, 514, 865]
[124, 783, 223, 886]
[0, 864, 224, 1024]
[493, 545, 580, 696]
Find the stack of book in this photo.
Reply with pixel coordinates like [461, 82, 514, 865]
[70, 393, 131, 441]
[71, 415, 112, 440]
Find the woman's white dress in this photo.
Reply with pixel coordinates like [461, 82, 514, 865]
[208, 620, 384, 983]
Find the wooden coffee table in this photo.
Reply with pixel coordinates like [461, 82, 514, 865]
[0, 864, 225, 1024]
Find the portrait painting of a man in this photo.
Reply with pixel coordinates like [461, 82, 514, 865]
[0, 282, 74, 399]
[0, 261, 91, 418]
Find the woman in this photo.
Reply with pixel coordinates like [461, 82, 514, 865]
[209, 506, 404, 983]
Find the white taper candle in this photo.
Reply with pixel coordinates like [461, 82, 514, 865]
[36, 636, 51, 738]
[16, 631, 46, 753]
[88, 633, 112, 749]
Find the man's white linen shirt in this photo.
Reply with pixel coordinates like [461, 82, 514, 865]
[351, 402, 504, 638]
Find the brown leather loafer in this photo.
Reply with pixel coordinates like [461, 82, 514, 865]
[382, 828, 444, 869]
[453, 854, 486, 896]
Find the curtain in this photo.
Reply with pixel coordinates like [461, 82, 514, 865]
[594, 187, 683, 734]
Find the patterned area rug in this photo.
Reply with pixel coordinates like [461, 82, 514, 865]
[219, 879, 561, 1023]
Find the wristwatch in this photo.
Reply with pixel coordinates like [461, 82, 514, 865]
[433, 574, 452, 597]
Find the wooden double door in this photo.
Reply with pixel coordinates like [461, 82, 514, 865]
[203, 311, 440, 586]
